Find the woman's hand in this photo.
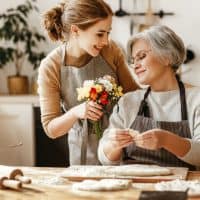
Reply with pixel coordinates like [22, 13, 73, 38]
[103, 128, 133, 161]
[106, 128, 133, 150]
[133, 128, 165, 150]
[133, 129, 191, 157]
[71, 101, 103, 120]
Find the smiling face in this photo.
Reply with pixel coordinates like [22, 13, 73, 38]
[131, 39, 170, 86]
[75, 16, 112, 57]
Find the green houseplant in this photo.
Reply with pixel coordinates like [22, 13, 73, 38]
[0, 0, 46, 94]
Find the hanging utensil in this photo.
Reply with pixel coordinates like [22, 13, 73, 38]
[115, 0, 129, 17]
[139, 0, 155, 32]
[130, 0, 137, 35]
[145, 0, 155, 25]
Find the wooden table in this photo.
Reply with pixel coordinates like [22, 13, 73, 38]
[0, 167, 200, 200]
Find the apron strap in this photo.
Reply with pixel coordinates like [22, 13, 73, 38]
[176, 74, 188, 120]
[137, 87, 151, 117]
[61, 42, 67, 66]
[80, 119, 88, 165]
[137, 75, 188, 120]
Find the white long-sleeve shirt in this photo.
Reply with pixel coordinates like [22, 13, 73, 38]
[98, 87, 200, 166]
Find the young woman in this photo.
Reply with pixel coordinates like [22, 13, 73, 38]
[38, 0, 138, 165]
[98, 25, 200, 169]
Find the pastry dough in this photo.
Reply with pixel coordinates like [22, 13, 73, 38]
[155, 179, 200, 197]
[72, 179, 131, 191]
[62, 164, 172, 178]
[106, 164, 172, 176]
[128, 129, 140, 138]
[108, 128, 139, 139]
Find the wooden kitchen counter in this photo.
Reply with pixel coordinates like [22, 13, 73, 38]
[0, 167, 199, 200]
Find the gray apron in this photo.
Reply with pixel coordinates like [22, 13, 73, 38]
[124, 75, 195, 170]
[60, 44, 118, 165]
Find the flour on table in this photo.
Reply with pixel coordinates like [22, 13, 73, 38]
[61, 164, 172, 178]
[33, 176, 69, 186]
[72, 179, 131, 191]
[155, 179, 200, 196]
[61, 165, 113, 177]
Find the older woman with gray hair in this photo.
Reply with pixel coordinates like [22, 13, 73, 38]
[98, 25, 200, 169]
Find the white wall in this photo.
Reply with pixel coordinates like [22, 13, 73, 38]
[0, 0, 200, 93]
[106, 0, 200, 86]
[0, 0, 60, 94]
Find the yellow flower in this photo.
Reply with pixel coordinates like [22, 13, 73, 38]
[118, 86, 123, 92]
[115, 86, 123, 97]
[112, 83, 117, 90]
[77, 87, 91, 101]
[94, 84, 103, 93]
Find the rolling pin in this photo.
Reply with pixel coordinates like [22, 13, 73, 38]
[0, 166, 31, 184]
[0, 176, 22, 190]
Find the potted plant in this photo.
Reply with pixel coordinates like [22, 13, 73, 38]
[0, 0, 46, 94]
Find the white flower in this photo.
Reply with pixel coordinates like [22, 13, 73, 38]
[98, 79, 113, 92]
[83, 80, 94, 88]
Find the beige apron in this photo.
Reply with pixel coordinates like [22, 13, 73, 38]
[60, 44, 118, 165]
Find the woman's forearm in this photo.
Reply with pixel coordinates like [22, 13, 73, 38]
[163, 131, 191, 157]
[47, 108, 79, 138]
[103, 142, 122, 162]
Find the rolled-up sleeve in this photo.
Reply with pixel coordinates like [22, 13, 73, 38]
[98, 98, 125, 165]
[179, 106, 200, 167]
[37, 47, 62, 137]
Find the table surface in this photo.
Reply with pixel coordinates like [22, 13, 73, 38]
[0, 167, 199, 200]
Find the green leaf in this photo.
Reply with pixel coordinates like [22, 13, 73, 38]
[0, 0, 46, 73]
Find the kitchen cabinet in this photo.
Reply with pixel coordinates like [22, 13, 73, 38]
[0, 95, 69, 167]
[0, 101, 35, 166]
[34, 107, 69, 167]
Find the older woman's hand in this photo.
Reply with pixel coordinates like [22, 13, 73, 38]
[103, 128, 133, 162]
[133, 129, 166, 150]
[106, 128, 133, 150]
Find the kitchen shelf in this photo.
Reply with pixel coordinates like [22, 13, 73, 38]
[0, 95, 39, 107]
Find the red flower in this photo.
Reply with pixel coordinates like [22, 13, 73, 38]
[100, 91, 109, 105]
[90, 87, 98, 101]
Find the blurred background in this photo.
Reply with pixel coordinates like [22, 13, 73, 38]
[0, 0, 199, 94]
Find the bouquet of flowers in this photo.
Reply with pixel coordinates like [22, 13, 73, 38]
[77, 75, 123, 139]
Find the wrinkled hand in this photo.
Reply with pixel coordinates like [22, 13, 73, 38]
[133, 129, 165, 150]
[106, 128, 133, 150]
[72, 101, 103, 120]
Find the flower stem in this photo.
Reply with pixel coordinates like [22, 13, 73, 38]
[94, 121, 102, 139]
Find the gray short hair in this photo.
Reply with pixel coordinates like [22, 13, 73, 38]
[127, 25, 186, 71]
